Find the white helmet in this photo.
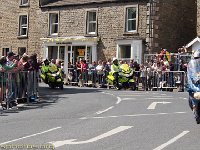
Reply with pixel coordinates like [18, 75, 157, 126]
[193, 49, 200, 58]
[113, 57, 118, 62]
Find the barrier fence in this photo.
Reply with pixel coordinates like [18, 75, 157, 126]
[67, 68, 187, 91]
[0, 71, 39, 110]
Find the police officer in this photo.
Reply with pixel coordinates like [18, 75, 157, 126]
[111, 58, 120, 89]
[187, 49, 200, 124]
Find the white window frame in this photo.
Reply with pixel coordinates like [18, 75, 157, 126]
[116, 40, 142, 64]
[125, 5, 138, 33]
[19, 14, 28, 37]
[20, 0, 29, 6]
[49, 13, 59, 36]
[86, 11, 97, 35]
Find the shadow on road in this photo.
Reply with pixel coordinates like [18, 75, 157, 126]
[0, 85, 105, 115]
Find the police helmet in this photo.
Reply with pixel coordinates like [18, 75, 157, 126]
[193, 49, 200, 59]
[112, 57, 118, 62]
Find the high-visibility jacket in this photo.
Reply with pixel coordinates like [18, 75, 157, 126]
[111, 64, 120, 73]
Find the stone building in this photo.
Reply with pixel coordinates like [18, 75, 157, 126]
[0, 0, 197, 70]
[197, 0, 200, 35]
[149, 0, 196, 52]
[0, 0, 44, 57]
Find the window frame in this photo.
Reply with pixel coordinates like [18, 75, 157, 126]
[18, 14, 28, 38]
[19, 0, 29, 7]
[48, 12, 59, 36]
[124, 5, 138, 33]
[2, 48, 10, 57]
[86, 10, 98, 36]
[18, 47, 27, 56]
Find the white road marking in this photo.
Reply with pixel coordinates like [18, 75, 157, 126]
[96, 106, 114, 115]
[153, 131, 190, 150]
[0, 127, 61, 145]
[147, 102, 172, 110]
[122, 98, 136, 100]
[101, 92, 114, 96]
[118, 95, 142, 97]
[146, 98, 174, 100]
[116, 97, 122, 104]
[153, 96, 173, 98]
[50, 126, 133, 147]
[80, 112, 186, 120]
[160, 94, 167, 96]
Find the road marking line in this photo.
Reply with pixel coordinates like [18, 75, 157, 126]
[0, 127, 61, 145]
[146, 98, 174, 100]
[101, 92, 114, 96]
[50, 126, 133, 147]
[160, 94, 167, 96]
[116, 97, 122, 104]
[122, 98, 136, 100]
[153, 96, 173, 98]
[153, 131, 190, 150]
[96, 106, 114, 115]
[147, 102, 172, 110]
[80, 112, 186, 120]
[118, 95, 141, 97]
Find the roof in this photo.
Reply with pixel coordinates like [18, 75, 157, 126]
[185, 36, 200, 48]
[40, 0, 148, 7]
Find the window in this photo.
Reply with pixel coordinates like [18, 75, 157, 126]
[126, 7, 137, 32]
[19, 15, 28, 36]
[86, 11, 97, 34]
[118, 45, 131, 59]
[18, 47, 26, 56]
[20, 0, 29, 6]
[2, 48, 10, 56]
[48, 46, 58, 59]
[49, 13, 59, 36]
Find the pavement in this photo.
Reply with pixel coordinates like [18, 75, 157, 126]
[0, 84, 199, 150]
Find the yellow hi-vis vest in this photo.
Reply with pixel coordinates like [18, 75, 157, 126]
[111, 64, 120, 73]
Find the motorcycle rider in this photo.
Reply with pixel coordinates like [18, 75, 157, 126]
[187, 49, 200, 124]
[111, 58, 120, 89]
[41, 59, 50, 84]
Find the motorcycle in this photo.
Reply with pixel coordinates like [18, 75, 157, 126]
[107, 64, 136, 90]
[40, 63, 64, 89]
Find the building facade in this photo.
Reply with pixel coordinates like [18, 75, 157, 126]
[0, 0, 197, 71]
[0, 0, 44, 57]
[197, 0, 200, 36]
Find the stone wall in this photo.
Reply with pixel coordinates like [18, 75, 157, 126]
[48, 2, 147, 60]
[152, 0, 196, 53]
[0, 0, 45, 57]
[197, 0, 200, 36]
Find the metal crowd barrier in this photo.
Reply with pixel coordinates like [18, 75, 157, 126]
[67, 68, 108, 87]
[67, 68, 187, 92]
[0, 71, 39, 110]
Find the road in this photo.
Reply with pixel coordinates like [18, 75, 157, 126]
[0, 84, 198, 150]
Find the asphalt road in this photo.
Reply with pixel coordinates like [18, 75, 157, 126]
[0, 84, 199, 150]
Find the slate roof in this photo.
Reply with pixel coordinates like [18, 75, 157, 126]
[40, 0, 148, 7]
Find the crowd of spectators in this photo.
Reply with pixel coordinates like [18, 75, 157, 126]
[68, 47, 191, 90]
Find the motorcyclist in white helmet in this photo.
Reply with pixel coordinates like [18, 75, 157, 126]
[187, 49, 200, 124]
